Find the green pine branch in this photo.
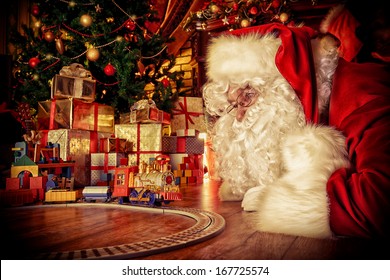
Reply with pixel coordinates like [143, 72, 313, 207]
[9, 0, 184, 118]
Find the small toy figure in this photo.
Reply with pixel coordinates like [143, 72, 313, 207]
[46, 174, 58, 192]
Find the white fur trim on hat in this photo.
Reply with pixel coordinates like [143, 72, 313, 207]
[206, 33, 282, 84]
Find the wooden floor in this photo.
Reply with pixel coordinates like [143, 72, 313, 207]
[1, 178, 389, 260]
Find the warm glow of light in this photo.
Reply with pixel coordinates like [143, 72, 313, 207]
[198, 132, 207, 140]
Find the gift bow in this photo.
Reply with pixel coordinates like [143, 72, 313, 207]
[130, 99, 156, 111]
[59, 63, 92, 78]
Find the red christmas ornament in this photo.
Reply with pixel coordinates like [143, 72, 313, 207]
[104, 63, 116, 76]
[31, 4, 40, 17]
[249, 6, 258, 15]
[272, 0, 281, 9]
[161, 77, 170, 88]
[125, 19, 136, 31]
[28, 57, 40, 68]
[232, 2, 239, 11]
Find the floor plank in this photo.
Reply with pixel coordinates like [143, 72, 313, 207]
[1, 179, 389, 260]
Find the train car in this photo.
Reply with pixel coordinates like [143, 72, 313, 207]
[82, 186, 112, 202]
[112, 163, 182, 206]
[45, 189, 81, 203]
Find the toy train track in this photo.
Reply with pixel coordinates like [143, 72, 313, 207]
[32, 203, 225, 260]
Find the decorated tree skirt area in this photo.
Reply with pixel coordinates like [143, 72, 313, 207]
[0, 203, 225, 260]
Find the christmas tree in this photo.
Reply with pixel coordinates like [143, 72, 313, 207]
[9, 0, 184, 118]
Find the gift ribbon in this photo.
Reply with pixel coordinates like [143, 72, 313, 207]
[172, 97, 204, 129]
[90, 153, 115, 173]
[49, 99, 56, 130]
[90, 131, 98, 153]
[40, 130, 48, 147]
[90, 166, 116, 171]
[104, 152, 109, 173]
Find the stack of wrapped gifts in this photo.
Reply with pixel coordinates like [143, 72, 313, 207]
[115, 96, 207, 185]
[116, 100, 171, 167]
[162, 129, 204, 185]
[36, 64, 121, 187]
[90, 138, 131, 186]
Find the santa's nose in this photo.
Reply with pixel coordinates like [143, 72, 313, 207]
[235, 105, 247, 122]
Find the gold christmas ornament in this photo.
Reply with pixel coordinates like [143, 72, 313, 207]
[55, 38, 65, 54]
[240, 19, 251, 28]
[43, 31, 55, 42]
[80, 14, 93, 27]
[209, 4, 220, 14]
[45, 53, 53, 60]
[86, 47, 100, 61]
[279, 12, 289, 23]
[34, 20, 42, 29]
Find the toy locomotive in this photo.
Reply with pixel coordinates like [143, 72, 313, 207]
[111, 156, 182, 206]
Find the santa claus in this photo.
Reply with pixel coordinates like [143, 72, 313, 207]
[202, 23, 351, 239]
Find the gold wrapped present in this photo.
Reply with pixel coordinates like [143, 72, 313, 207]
[99, 137, 132, 153]
[37, 99, 114, 133]
[51, 63, 96, 102]
[115, 123, 165, 166]
[119, 99, 170, 124]
[171, 96, 207, 133]
[73, 100, 114, 133]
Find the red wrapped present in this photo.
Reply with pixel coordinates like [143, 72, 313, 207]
[162, 136, 204, 154]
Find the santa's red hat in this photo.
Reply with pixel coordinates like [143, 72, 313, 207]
[206, 23, 319, 123]
[320, 4, 362, 62]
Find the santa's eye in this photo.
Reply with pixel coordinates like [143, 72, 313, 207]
[244, 92, 255, 99]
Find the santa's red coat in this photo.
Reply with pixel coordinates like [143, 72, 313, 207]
[327, 58, 390, 238]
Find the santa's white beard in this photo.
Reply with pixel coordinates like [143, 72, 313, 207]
[210, 88, 350, 238]
[211, 87, 306, 200]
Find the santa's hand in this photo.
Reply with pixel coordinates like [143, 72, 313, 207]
[242, 186, 264, 212]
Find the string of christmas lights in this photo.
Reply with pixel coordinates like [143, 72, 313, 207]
[183, 0, 298, 32]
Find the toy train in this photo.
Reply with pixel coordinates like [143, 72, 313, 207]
[110, 163, 182, 206]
